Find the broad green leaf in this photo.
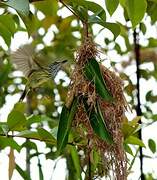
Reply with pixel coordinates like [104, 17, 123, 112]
[119, 0, 126, 6]
[22, 141, 37, 150]
[140, 22, 146, 34]
[37, 127, 56, 143]
[0, 0, 29, 16]
[27, 115, 42, 127]
[105, 0, 119, 16]
[151, 114, 157, 121]
[124, 143, 133, 155]
[14, 102, 26, 113]
[103, 22, 120, 39]
[129, 116, 141, 126]
[148, 0, 157, 2]
[27, 114, 56, 127]
[0, 126, 4, 134]
[0, 63, 11, 85]
[19, 12, 38, 36]
[33, 0, 58, 16]
[17, 129, 56, 144]
[16, 130, 41, 140]
[90, 149, 100, 170]
[125, 136, 145, 147]
[88, 16, 120, 39]
[147, 2, 157, 24]
[70, 0, 106, 21]
[70, 146, 82, 180]
[122, 123, 136, 138]
[0, 22, 12, 46]
[84, 58, 113, 101]
[148, 139, 156, 153]
[50, 126, 58, 140]
[83, 99, 113, 144]
[83, 1, 106, 21]
[0, 15, 16, 36]
[146, 90, 157, 103]
[125, 0, 147, 28]
[16, 164, 31, 180]
[0, 122, 9, 135]
[57, 97, 78, 153]
[0, 137, 21, 152]
[148, 37, 157, 47]
[7, 110, 27, 131]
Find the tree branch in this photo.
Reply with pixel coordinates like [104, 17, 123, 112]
[133, 29, 145, 180]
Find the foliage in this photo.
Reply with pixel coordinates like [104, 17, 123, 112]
[0, 0, 157, 179]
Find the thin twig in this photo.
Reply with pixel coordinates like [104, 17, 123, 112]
[58, 0, 81, 21]
[133, 29, 145, 180]
[87, 139, 92, 180]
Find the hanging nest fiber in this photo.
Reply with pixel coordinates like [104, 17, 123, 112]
[65, 37, 127, 180]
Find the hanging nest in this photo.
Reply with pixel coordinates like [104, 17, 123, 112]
[65, 37, 127, 180]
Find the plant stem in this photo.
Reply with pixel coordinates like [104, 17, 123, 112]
[58, 0, 89, 39]
[133, 29, 145, 180]
[26, 95, 33, 176]
[58, 0, 81, 21]
[88, 139, 92, 180]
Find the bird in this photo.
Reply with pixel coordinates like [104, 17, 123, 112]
[11, 44, 67, 101]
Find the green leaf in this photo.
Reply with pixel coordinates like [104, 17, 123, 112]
[0, 22, 12, 46]
[88, 15, 120, 39]
[148, 139, 156, 153]
[0, 137, 21, 152]
[84, 58, 113, 101]
[19, 12, 38, 36]
[27, 114, 57, 127]
[124, 143, 133, 155]
[14, 102, 26, 113]
[147, 2, 157, 24]
[148, 37, 157, 47]
[103, 22, 120, 39]
[125, 136, 145, 147]
[128, 147, 139, 171]
[16, 130, 42, 140]
[0, 122, 9, 135]
[70, 0, 106, 22]
[57, 97, 78, 153]
[119, 0, 126, 6]
[140, 22, 146, 34]
[33, 0, 58, 16]
[7, 110, 27, 131]
[70, 146, 82, 180]
[1, 0, 29, 16]
[90, 149, 100, 171]
[129, 116, 141, 126]
[84, 1, 106, 21]
[122, 123, 139, 138]
[50, 126, 58, 140]
[16, 164, 31, 180]
[37, 127, 56, 143]
[83, 99, 113, 144]
[105, 0, 119, 16]
[22, 141, 37, 150]
[0, 15, 16, 36]
[125, 0, 147, 28]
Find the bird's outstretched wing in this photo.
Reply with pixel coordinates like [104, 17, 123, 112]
[11, 44, 38, 77]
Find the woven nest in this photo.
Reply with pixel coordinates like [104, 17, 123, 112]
[66, 37, 127, 180]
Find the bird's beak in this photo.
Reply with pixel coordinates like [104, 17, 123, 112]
[61, 60, 68, 68]
[62, 60, 68, 64]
